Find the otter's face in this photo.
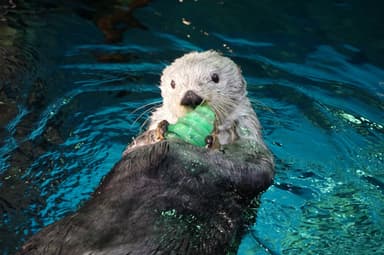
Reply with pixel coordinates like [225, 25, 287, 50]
[160, 50, 247, 123]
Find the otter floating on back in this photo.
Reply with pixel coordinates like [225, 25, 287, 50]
[18, 51, 274, 255]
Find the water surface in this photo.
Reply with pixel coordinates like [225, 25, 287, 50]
[0, 1, 383, 254]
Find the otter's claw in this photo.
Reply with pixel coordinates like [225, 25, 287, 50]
[156, 120, 169, 140]
[205, 135, 214, 149]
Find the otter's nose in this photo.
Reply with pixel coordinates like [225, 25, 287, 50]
[180, 90, 203, 108]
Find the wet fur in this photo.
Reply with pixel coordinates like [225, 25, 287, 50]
[18, 141, 273, 255]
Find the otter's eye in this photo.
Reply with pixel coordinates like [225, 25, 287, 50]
[170, 80, 176, 89]
[211, 73, 219, 83]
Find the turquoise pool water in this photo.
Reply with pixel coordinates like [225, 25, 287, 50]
[1, 1, 383, 254]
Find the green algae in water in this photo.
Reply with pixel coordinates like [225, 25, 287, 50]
[165, 105, 215, 147]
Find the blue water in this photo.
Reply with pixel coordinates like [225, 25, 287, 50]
[1, 1, 383, 254]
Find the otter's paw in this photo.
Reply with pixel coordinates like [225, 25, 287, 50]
[156, 120, 169, 140]
[205, 135, 220, 149]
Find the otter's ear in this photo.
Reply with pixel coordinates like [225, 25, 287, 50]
[236, 65, 243, 75]
[237, 65, 246, 86]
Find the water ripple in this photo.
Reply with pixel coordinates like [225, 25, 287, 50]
[212, 33, 274, 48]
[1, 2, 384, 254]
[61, 62, 163, 73]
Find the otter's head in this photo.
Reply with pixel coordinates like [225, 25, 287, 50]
[160, 50, 247, 124]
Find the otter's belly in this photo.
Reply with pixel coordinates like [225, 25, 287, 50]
[18, 141, 273, 255]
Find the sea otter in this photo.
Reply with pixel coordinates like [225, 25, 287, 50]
[18, 51, 274, 255]
[125, 50, 267, 154]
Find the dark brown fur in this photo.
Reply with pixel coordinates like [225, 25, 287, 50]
[18, 140, 273, 255]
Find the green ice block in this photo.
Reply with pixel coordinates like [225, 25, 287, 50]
[165, 105, 215, 147]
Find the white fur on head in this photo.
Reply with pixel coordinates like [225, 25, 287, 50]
[157, 50, 246, 124]
[150, 50, 262, 146]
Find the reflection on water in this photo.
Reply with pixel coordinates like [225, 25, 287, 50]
[1, 0, 384, 254]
